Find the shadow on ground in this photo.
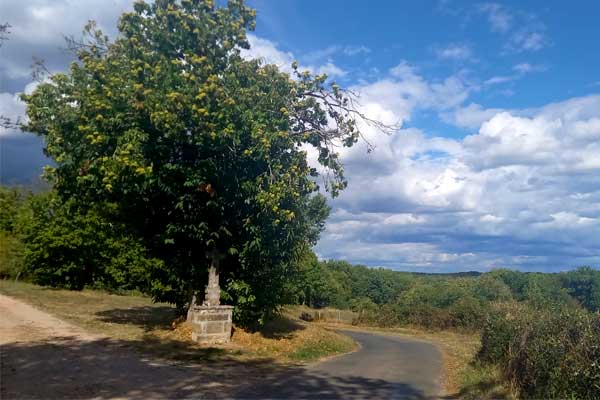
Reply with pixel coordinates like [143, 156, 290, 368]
[95, 306, 177, 332]
[0, 336, 430, 399]
[257, 315, 306, 339]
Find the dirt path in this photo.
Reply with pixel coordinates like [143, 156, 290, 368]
[0, 294, 278, 399]
[1, 294, 443, 399]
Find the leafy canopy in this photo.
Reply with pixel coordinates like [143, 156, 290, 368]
[22, 0, 384, 321]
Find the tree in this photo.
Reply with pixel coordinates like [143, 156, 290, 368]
[22, 0, 389, 323]
[15, 192, 161, 291]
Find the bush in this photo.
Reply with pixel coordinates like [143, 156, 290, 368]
[478, 304, 600, 399]
[0, 232, 25, 280]
[448, 296, 489, 330]
[17, 194, 159, 291]
[477, 302, 526, 364]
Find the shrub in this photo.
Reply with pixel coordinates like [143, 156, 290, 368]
[0, 232, 25, 280]
[448, 296, 489, 330]
[478, 304, 600, 399]
[17, 194, 159, 291]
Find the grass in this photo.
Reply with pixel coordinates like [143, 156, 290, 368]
[457, 363, 516, 400]
[0, 280, 356, 364]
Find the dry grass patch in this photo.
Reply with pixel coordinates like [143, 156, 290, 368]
[231, 316, 357, 362]
[0, 281, 356, 364]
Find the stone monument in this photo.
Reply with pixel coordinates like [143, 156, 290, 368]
[187, 250, 233, 344]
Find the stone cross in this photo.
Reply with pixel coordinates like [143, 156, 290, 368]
[203, 249, 225, 307]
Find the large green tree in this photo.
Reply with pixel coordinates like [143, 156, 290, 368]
[23, 0, 385, 323]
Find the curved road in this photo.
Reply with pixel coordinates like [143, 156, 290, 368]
[237, 329, 443, 399]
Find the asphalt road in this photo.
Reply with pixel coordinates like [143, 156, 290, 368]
[237, 329, 443, 399]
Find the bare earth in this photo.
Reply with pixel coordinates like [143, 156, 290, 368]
[0, 294, 274, 399]
[0, 294, 442, 399]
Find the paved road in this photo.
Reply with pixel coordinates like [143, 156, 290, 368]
[237, 329, 443, 399]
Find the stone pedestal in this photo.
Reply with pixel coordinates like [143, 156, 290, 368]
[187, 305, 233, 344]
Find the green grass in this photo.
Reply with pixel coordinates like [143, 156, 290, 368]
[457, 363, 516, 400]
[289, 333, 356, 362]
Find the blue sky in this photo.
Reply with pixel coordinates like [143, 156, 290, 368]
[2, 1, 600, 272]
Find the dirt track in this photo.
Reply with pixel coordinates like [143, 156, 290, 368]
[0, 294, 442, 399]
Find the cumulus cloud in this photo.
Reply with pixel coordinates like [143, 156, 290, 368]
[316, 93, 600, 271]
[441, 103, 504, 130]
[0, 0, 132, 92]
[2, 0, 599, 272]
[242, 34, 347, 78]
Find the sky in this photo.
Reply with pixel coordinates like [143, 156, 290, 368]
[2, 1, 600, 272]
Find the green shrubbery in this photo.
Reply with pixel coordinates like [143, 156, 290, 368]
[16, 193, 161, 291]
[478, 304, 600, 399]
[0, 231, 25, 280]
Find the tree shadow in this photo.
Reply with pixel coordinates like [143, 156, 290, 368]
[236, 369, 432, 399]
[258, 315, 306, 339]
[1, 336, 431, 399]
[94, 306, 177, 332]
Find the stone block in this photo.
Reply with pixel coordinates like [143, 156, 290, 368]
[187, 305, 233, 344]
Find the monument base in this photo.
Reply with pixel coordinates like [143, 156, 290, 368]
[187, 305, 233, 344]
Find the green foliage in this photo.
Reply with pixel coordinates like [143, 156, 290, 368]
[0, 186, 25, 232]
[21, 0, 370, 325]
[291, 251, 350, 309]
[0, 232, 25, 280]
[17, 192, 161, 291]
[560, 266, 600, 311]
[478, 304, 600, 399]
[0, 186, 27, 280]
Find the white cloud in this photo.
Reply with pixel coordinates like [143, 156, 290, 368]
[511, 31, 546, 52]
[435, 43, 472, 60]
[484, 75, 516, 85]
[481, 62, 544, 89]
[316, 94, 600, 271]
[477, 3, 548, 53]
[242, 35, 295, 73]
[1, 0, 132, 87]
[343, 45, 371, 56]
[479, 3, 512, 33]
[317, 62, 347, 78]
[513, 62, 544, 74]
[441, 103, 504, 129]
[242, 34, 347, 78]
[0, 92, 26, 136]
